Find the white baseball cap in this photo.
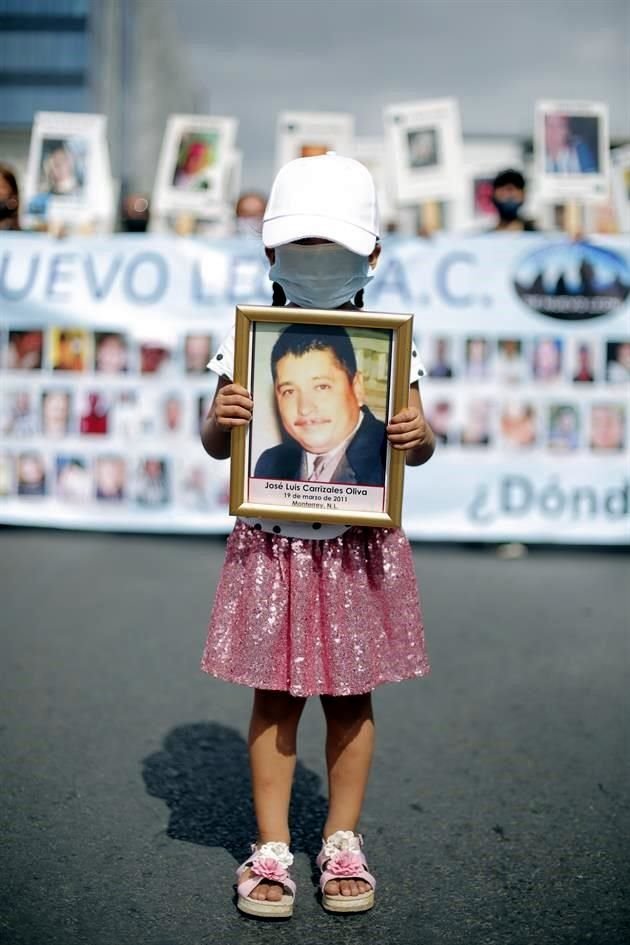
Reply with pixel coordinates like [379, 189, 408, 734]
[262, 152, 379, 256]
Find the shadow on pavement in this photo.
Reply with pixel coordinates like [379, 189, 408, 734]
[141, 722, 328, 860]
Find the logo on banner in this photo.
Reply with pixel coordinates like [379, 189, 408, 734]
[513, 242, 629, 320]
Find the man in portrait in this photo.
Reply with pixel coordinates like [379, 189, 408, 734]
[254, 325, 387, 486]
[545, 113, 598, 174]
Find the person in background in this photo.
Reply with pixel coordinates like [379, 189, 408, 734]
[0, 164, 20, 231]
[121, 194, 150, 233]
[234, 191, 267, 235]
[490, 169, 537, 232]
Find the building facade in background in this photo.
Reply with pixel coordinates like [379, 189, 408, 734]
[0, 0, 199, 196]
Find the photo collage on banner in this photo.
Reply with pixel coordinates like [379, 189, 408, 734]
[419, 333, 629, 454]
[0, 324, 230, 520]
[0, 233, 628, 540]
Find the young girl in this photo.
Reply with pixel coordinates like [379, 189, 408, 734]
[200, 152, 435, 918]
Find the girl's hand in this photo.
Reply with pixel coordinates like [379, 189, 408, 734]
[214, 382, 253, 430]
[387, 406, 429, 451]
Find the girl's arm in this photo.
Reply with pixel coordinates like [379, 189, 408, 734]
[387, 383, 436, 467]
[201, 376, 253, 460]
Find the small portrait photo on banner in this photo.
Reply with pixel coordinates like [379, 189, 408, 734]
[184, 333, 213, 374]
[6, 329, 44, 370]
[426, 400, 454, 446]
[548, 403, 581, 452]
[1, 390, 39, 437]
[571, 340, 597, 383]
[605, 340, 630, 383]
[427, 336, 455, 379]
[50, 328, 92, 373]
[135, 457, 170, 507]
[500, 402, 538, 449]
[94, 332, 129, 374]
[95, 454, 126, 502]
[229, 305, 413, 528]
[56, 455, 91, 503]
[589, 403, 626, 452]
[79, 391, 111, 436]
[532, 336, 563, 382]
[17, 450, 47, 496]
[535, 100, 610, 203]
[41, 388, 73, 438]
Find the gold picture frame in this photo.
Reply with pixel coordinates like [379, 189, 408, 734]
[229, 305, 413, 527]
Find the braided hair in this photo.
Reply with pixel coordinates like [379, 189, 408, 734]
[272, 282, 287, 306]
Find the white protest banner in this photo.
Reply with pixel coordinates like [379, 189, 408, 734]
[0, 232, 628, 542]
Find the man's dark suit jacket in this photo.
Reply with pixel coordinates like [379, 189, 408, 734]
[254, 406, 386, 486]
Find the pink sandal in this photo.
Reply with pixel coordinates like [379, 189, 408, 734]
[236, 842, 296, 918]
[317, 830, 376, 913]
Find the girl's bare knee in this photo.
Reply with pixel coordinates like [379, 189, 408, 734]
[253, 688, 306, 725]
[320, 692, 373, 725]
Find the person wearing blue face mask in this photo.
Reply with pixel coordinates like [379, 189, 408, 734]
[490, 168, 538, 232]
[199, 152, 435, 919]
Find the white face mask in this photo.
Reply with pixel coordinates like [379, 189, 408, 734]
[269, 243, 373, 309]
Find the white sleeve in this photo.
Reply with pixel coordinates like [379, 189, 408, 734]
[207, 326, 235, 381]
[409, 337, 426, 383]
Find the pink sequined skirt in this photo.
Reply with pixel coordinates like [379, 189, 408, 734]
[201, 521, 429, 697]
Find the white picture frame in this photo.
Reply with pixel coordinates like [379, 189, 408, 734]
[23, 112, 114, 229]
[152, 114, 238, 218]
[275, 111, 354, 169]
[383, 98, 464, 205]
[610, 145, 630, 233]
[534, 100, 610, 204]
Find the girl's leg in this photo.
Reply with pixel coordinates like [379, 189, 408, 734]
[320, 692, 375, 898]
[245, 688, 306, 902]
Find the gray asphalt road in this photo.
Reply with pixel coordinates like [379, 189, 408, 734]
[1, 528, 628, 945]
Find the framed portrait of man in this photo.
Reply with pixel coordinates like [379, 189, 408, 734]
[383, 98, 464, 205]
[229, 305, 413, 527]
[275, 112, 354, 170]
[534, 100, 610, 203]
[152, 114, 238, 218]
